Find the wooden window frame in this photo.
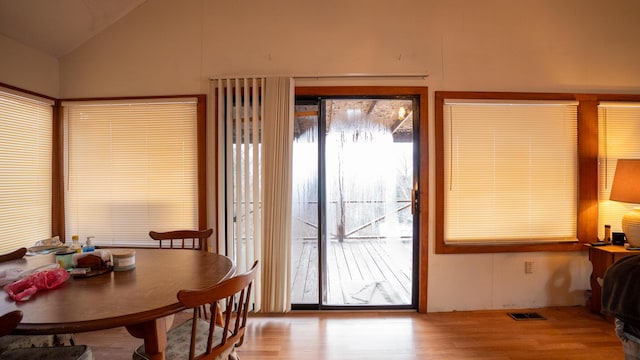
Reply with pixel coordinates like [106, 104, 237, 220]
[54, 95, 208, 247]
[436, 91, 640, 254]
[435, 91, 597, 254]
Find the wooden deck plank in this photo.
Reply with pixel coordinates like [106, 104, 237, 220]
[302, 242, 318, 303]
[360, 240, 410, 304]
[291, 239, 413, 306]
[343, 241, 377, 304]
[377, 239, 413, 282]
[331, 241, 363, 305]
[326, 240, 345, 304]
[352, 240, 386, 282]
[290, 240, 309, 302]
[365, 240, 412, 294]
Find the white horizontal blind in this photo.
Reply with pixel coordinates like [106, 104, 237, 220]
[63, 99, 198, 247]
[443, 101, 578, 244]
[0, 88, 53, 252]
[598, 104, 640, 238]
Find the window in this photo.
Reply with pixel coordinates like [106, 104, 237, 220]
[598, 102, 640, 238]
[0, 86, 54, 252]
[62, 96, 206, 248]
[435, 92, 586, 253]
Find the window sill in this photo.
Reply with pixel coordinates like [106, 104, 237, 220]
[435, 241, 584, 254]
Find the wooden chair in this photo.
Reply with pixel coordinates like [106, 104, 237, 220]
[0, 310, 93, 360]
[149, 228, 214, 252]
[0, 247, 27, 263]
[133, 260, 258, 360]
[0, 248, 75, 353]
[149, 228, 217, 320]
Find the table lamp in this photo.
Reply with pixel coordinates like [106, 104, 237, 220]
[609, 159, 640, 248]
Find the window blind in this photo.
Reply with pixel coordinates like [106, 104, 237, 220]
[443, 101, 578, 244]
[0, 88, 53, 252]
[598, 103, 640, 238]
[63, 99, 198, 247]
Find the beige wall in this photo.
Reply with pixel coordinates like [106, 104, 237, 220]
[59, 0, 640, 98]
[8, 0, 640, 311]
[0, 34, 59, 97]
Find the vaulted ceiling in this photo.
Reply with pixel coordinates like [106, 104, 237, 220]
[0, 0, 416, 139]
[0, 0, 147, 58]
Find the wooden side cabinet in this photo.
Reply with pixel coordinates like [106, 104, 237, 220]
[587, 244, 640, 314]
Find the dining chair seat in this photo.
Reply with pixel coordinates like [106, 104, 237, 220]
[133, 318, 239, 360]
[0, 309, 92, 360]
[1, 344, 93, 360]
[0, 333, 70, 353]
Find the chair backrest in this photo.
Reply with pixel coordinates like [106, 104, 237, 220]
[0, 248, 27, 263]
[176, 260, 258, 360]
[0, 310, 23, 337]
[148, 229, 214, 252]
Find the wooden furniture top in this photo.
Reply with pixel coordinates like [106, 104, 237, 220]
[0, 248, 234, 335]
[587, 244, 640, 254]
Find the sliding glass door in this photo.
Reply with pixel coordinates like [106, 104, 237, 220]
[291, 95, 418, 309]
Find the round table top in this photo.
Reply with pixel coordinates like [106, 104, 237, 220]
[0, 248, 235, 334]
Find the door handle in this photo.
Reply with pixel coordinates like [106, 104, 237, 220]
[411, 189, 419, 214]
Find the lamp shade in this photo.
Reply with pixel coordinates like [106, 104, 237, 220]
[610, 159, 640, 248]
[610, 159, 640, 203]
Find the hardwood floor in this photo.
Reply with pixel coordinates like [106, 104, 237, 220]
[73, 306, 624, 359]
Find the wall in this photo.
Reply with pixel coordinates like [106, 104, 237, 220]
[32, 0, 640, 311]
[0, 34, 59, 97]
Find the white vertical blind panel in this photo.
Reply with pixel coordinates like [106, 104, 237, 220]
[215, 79, 226, 254]
[224, 80, 234, 258]
[598, 105, 640, 237]
[243, 80, 251, 272]
[64, 101, 197, 246]
[233, 80, 243, 270]
[0, 90, 52, 252]
[444, 103, 578, 243]
[252, 81, 262, 265]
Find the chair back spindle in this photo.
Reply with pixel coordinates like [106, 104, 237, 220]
[177, 260, 258, 359]
[148, 229, 214, 253]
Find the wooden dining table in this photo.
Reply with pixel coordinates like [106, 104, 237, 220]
[0, 248, 235, 360]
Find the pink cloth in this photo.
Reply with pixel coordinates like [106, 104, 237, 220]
[4, 268, 70, 301]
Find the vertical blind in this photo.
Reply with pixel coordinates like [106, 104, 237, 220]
[212, 76, 294, 312]
[443, 100, 578, 244]
[598, 103, 640, 238]
[214, 78, 264, 310]
[0, 87, 53, 252]
[63, 99, 198, 247]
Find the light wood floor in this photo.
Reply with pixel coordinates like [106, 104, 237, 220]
[73, 306, 623, 360]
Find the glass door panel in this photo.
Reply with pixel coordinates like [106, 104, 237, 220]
[323, 99, 414, 306]
[291, 101, 320, 304]
[291, 97, 416, 308]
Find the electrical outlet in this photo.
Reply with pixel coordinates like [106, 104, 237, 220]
[524, 261, 533, 274]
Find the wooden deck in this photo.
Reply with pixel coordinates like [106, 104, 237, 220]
[291, 238, 412, 306]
